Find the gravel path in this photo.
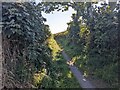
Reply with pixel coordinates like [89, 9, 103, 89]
[62, 50, 96, 89]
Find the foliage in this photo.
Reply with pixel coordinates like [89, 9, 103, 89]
[45, 36, 80, 88]
[2, 1, 119, 88]
[2, 2, 52, 87]
[55, 2, 119, 87]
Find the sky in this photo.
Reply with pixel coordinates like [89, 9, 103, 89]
[42, 8, 76, 34]
[35, 0, 76, 34]
[35, 0, 107, 34]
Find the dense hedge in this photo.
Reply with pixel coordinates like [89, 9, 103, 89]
[55, 2, 119, 87]
[2, 2, 52, 88]
[2, 2, 119, 88]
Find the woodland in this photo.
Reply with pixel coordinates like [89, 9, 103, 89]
[2, 1, 120, 89]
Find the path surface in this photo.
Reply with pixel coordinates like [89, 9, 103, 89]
[62, 50, 96, 89]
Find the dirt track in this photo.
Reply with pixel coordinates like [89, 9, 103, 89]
[62, 50, 95, 89]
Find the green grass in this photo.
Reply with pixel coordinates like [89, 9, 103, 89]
[48, 36, 62, 61]
[55, 35, 118, 88]
[54, 54, 80, 88]
[47, 36, 81, 88]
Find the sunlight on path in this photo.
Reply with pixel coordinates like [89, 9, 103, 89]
[47, 36, 62, 60]
[52, 37, 95, 89]
[62, 51, 95, 89]
[48, 37, 95, 88]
